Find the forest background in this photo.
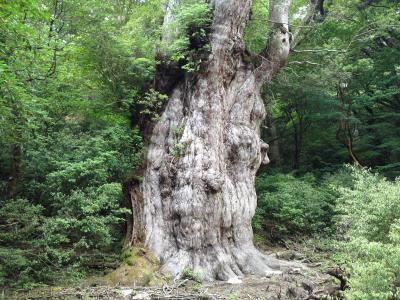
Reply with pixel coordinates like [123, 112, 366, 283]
[0, 0, 399, 299]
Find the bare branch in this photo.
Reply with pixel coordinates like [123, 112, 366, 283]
[267, 20, 314, 28]
[292, 48, 346, 53]
[289, 60, 320, 65]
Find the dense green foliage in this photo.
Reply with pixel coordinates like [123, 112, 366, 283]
[254, 173, 338, 239]
[164, 0, 212, 72]
[0, 0, 149, 287]
[255, 166, 400, 298]
[254, 0, 400, 297]
[264, 0, 400, 177]
[0, 0, 399, 297]
[334, 168, 400, 299]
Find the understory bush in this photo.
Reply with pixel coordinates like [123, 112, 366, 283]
[254, 167, 400, 299]
[254, 172, 339, 239]
[0, 125, 141, 287]
[334, 167, 400, 300]
[0, 190, 126, 287]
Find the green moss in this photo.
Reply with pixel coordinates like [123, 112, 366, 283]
[199, 293, 212, 300]
[182, 267, 201, 282]
[105, 245, 169, 287]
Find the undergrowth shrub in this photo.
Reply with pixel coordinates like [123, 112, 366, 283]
[254, 172, 338, 240]
[0, 189, 126, 287]
[0, 125, 141, 288]
[334, 167, 400, 300]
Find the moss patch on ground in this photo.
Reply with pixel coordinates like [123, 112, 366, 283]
[105, 245, 168, 287]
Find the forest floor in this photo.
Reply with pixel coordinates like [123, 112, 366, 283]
[6, 245, 343, 300]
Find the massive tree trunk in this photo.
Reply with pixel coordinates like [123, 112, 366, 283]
[127, 0, 294, 281]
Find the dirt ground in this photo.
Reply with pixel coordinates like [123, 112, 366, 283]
[5, 250, 343, 300]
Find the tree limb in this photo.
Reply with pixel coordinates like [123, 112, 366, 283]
[255, 0, 292, 83]
[289, 60, 320, 65]
[292, 48, 346, 53]
[255, 0, 327, 83]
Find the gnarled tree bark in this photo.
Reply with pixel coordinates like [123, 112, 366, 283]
[127, 0, 296, 281]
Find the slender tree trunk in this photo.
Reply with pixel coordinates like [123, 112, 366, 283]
[293, 124, 300, 169]
[265, 111, 282, 167]
[336, 85, 362, 166]
[7, 144, 21, 199]
[128, 0, 295, 280]
[285, 110, 301, 169]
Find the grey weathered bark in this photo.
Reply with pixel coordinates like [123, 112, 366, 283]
[128, 0, 294, 281]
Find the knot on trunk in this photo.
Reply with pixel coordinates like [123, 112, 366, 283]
[225, 124, 263, 170]
[202, 169, 223, 193]
[260, 141, 270, 165]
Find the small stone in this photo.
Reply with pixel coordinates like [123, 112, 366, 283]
[308, 262, 322, 268]
[288, 267, 302, 275]
[286, 286, 308, 299]
[265, 269, 282, 277]
[301, 280, 315, 292]
[118, 288, 133, 298]
[227, 276, 242, 284]
[132, 292, 150, 300]
[276, 250, 304, 261]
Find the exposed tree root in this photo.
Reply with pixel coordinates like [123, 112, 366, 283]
[160, 245, 304, 282]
